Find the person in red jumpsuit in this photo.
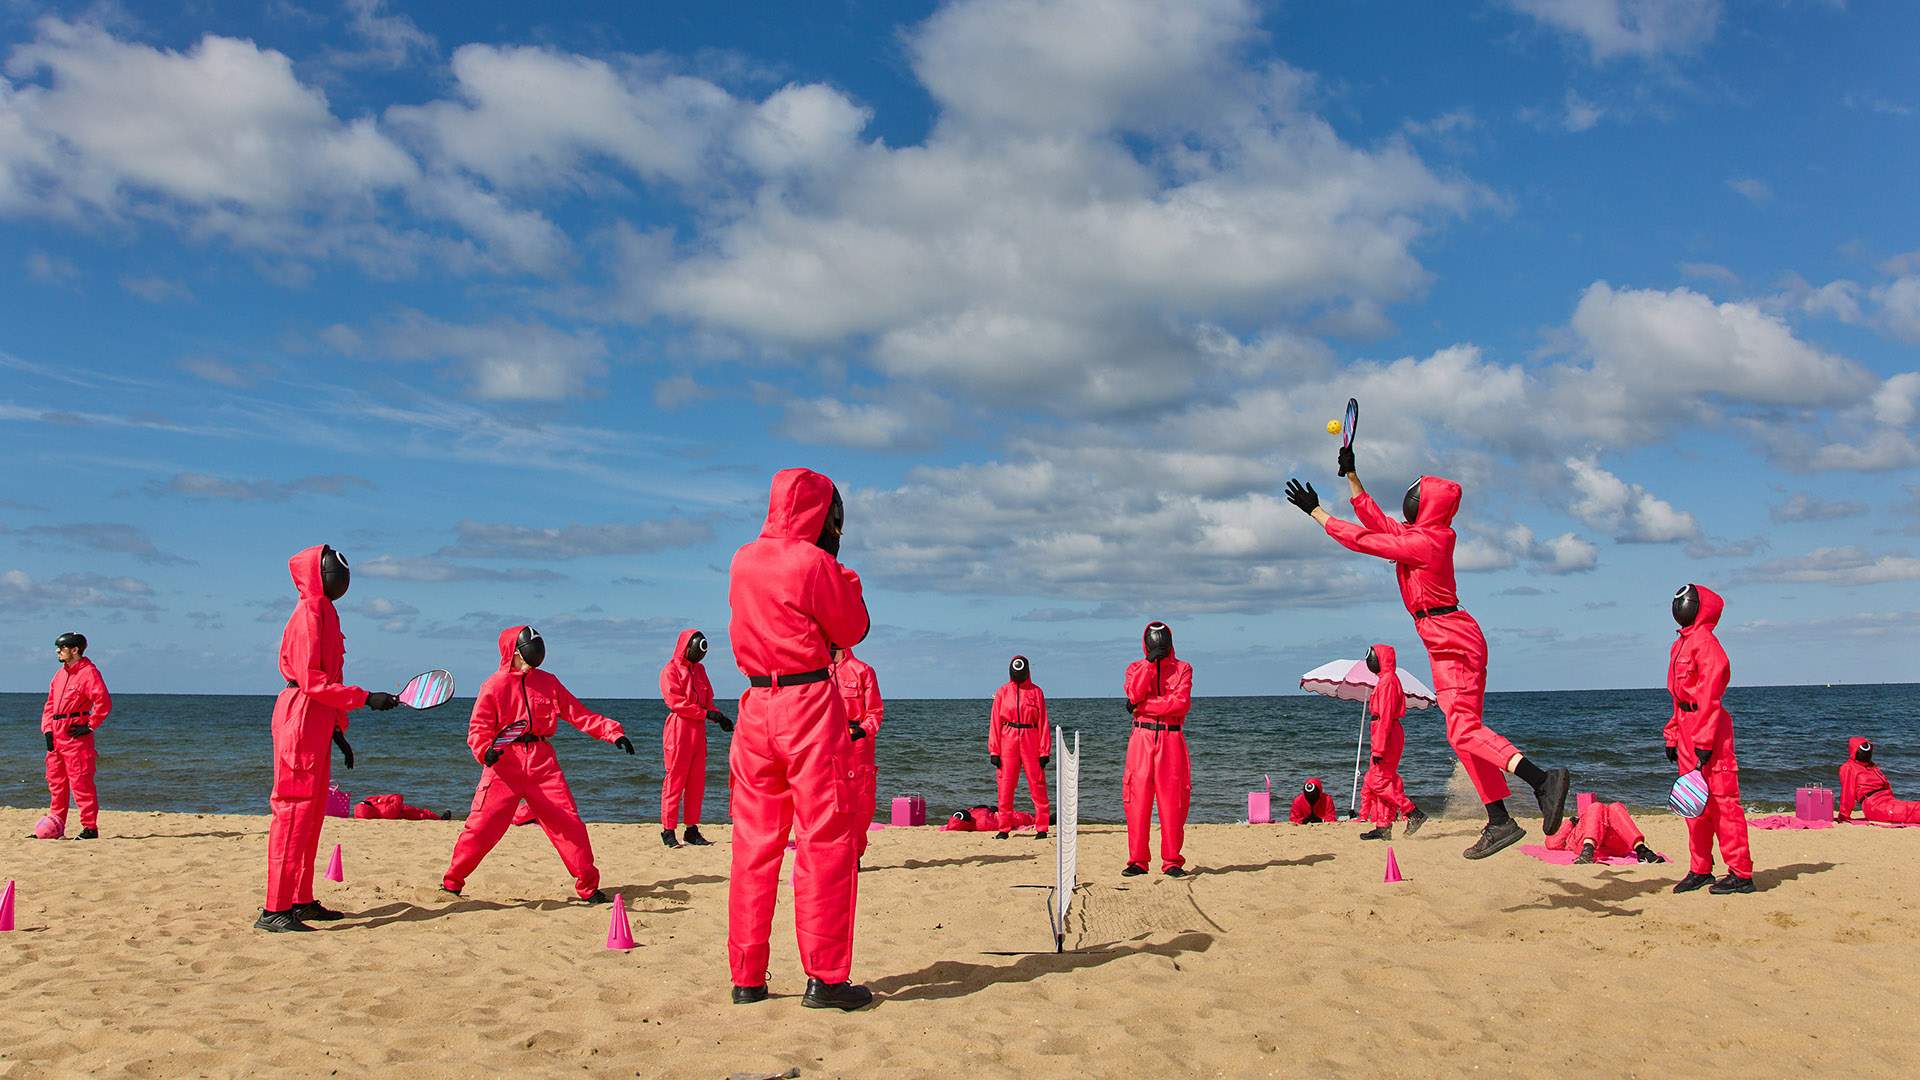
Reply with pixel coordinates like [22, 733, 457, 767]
[442, 626, 633, 901]
[259, 545, 398, 932]
[726, 468, 872, 1010]
[1358, 643, 1426, 841]
[1123, 622, 1194, 876]
[1838, 738, 1920, 824]
[659, 629, 733, 849]
[989, 655, 1050, 841]
[1665, 584, 1754, 894]
[39, 631, 111, 840]
[354, 794, 451, 820]
[1289, 778, 1339, 824]
[832, 645, 883, 857]
[1288, 449, 1571, 860]
[1543, 800, 1664, 864]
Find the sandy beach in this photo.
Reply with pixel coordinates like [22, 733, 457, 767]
[0, 805, 1913, 1078]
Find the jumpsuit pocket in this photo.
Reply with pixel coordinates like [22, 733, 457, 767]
[274, 750, 323, 799]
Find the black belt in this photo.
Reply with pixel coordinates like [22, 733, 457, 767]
[510, 734, 546, 744]
[1413, 605, 1460, 620]
[1677, 702, 1698, 712]
[747, 668, 830, 688]
[1002, 722, 1036, 729]
[51, 711, 90, 720]
[1133, 722, 1184, 732]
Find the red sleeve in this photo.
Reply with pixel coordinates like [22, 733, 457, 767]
[467, 687, 497, 763]
[814, 562, 870, 651]
[1136, 661, 1193, 720]
[659, 663, 707, 721]
[1323, 515, 1434, 566]
[41, 672, 58, 733]
[289, 607, 368, 721]
[83, 667, 111, 729]
[1123, 662, 1153, 706]
[1035, 687, 1050, 755]
[860, 667, 883, 737]
[1289, 795, 1309, 824]
[1351, 491, 1405, 535]
[989, 685, 1006, 754]
[557, 683, 624, 743]
[1839, 762, 1861, 819]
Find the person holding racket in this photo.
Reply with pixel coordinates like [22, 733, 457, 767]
[1665, 585, 1753, 894]
[441, 625, 634, 902]
[1285, 443, 1571, 860]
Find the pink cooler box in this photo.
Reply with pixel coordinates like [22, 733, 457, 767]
[891, 794, 926, 827]
[1248, 775, 1273, 824]
[1796, 786, 1834, 822]
[325, 784, 352, 818]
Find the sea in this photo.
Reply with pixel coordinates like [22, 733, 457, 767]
[3, 685, 1908, 824]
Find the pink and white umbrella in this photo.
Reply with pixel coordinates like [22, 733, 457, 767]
[1299, 658, 1439, 815]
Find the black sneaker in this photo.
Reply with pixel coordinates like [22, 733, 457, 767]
[1572, 842, 1597, 865]
[1404, 808, 1428, 836]
[1034, 830, 1049, 840]
[253, 909, 314, 933]
[438, 886, 463, 899]
[583, 890, 610, 904]
[1635, 844, 1667, 864]
[1534, 767, 1572, 836]
[993, 831, 1010, 840]
[682, 826, 712, 846]
[1121, 863, 1147, 877]
[291, 901, 345, 922]
[1672, 872, 1715, 894]
[1708, 873, 1756, 895]
[661, 828, 681, 849]
[1163, 866, 1187, 878]
[76, 827, 99, 840]
[731, 985, 769, 1005]
[1359, 827, 1390, 841]
[801, 979, 874, 1011]
[1463, 819, 1526, 860]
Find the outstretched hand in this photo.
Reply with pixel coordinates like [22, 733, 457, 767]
[365, 691, 399, 711]
[1284, 478, 1319, 515]
[614, 735, 635, 755]
[1337, 445, 1355, 477]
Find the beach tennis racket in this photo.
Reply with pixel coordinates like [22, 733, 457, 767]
[1342, 398, 1358, 449]
[1668, 770, 1709, 819]
[397, 669, 456, 711]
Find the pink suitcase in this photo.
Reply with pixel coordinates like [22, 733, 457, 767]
[1248, 775, 1273, 824]
[1796, 786, 1834, 822]
[325, 783, 351, 818]
[890, 794, 926, 827]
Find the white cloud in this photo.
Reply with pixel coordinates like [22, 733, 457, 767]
[1563, 91, 1604, 132]
[1726, 176, 1772, 204]
[652, 373, 709, 410]
[435, 518, 715, 560]
[1741, 546, 1920, 587]
[776, 395, 944, 451]
[0, 568, 159, 613]
[1458, 523, 1598, 574]
[328, 0, 436, 70]
[120, 274, 190, 303]
[1678, 261, 1739, 288]
[357, 554, 565, 583]
[1506, 0, 1722, 62]
[1770, 492, 1868, 523]
[376, 312, 610, 400]
[733, 83, 873, 175]
[25, 250, 77, 282]
[1565, 455, 1698, 542]
[1872, 276, 1920, 342]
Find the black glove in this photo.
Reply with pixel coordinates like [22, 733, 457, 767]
[1125, 700, 1139, 716]
[1039, 756, 1050, 769]
[44, 731, 54, 753]
[1665, 745, 1679, 765]
[1284, 478, 1319, 515]
[848, 722, 867, 742]
[1695, 748, 1711, 770]
[67, 722, 91, 738]
[332, 730, 355, 769]
[365, 691, 398, 711]
[614, 736, 635, 755]
[1371, 755, 1382, 765]
[1337, 445, 1355, 477]
[708, 709, 735, 733]
[483, 747, 502, 766]
[990, 754, 1002, 768]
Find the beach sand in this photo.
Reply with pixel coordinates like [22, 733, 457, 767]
[1, 805, 1913, 1078]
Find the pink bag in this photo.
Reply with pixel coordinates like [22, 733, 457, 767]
[1795, 786, 1834, 823]
[890, 794, 926, 827]
[325, 784, 351, 818]
[1248, 775, 1272, 824]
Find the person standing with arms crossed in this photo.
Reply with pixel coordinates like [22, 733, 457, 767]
[1123, 622, 1193, 877]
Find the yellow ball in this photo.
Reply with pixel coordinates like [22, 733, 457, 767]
[1326, 419, 1342, 435]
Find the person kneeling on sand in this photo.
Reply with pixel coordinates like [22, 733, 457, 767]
[1290, 778, 1339, 824]
[1544, 799, 1665, 865]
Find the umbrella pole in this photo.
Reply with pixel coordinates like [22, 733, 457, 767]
[1350, 699, 1367, 817]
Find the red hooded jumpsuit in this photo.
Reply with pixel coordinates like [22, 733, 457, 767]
[1544, 801, 1644, 858]
[989, 670, 1050, 833]
[660, 629, 715, 832]
[1290, 781, 1339, 824]
[442, 626, 625, 899]
[1839, 738, 1920, 824]
[42, 655, 111, 833]
[726, 468, 870, 987]
[1360, 644, 1418, 828]
[267, 545, 370, 913]
[1123, 628, 1194, 871]
[1323, 478, 1519, 804]
[833, 648, 884, 856]
[1664, 586, 1751, 878]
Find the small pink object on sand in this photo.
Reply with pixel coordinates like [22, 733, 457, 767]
[325, 784, 351, 818]
[33, 814, 62, 840]
[1248, 775, 1272, 824]
[1749, 814, 1834, 831]
[1521, 844, 1660, 866]
[1383, 847, 1403, 883]
[1795, 786, 1835, 823]
[890, 795, 926, 827]
[605, 894, 635, 950]
[0, 879, 14, 931]
[325, 844, 345, 882]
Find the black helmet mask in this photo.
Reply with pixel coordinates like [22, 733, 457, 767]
[1365, 647, 1380, 675]
[516, 626, 546, 669]
[1144, 622, 1173, 662]
[817, 486, 845, 558]
[1402, 479, 1422, 525]
[1857, 740, 1875, 764]
[1009, 655, 1030, 683]
[1303, 779, 1320, 797]
[55, 631, 87, 654]
[1673, 584, 1700, 628]
[320, 545, 351, 602]
[684, 631, 709, 664]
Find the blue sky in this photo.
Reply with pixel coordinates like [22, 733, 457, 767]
[4, 0, 1919, 698]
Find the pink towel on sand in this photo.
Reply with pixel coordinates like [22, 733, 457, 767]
[1748, 814, 1834, 830]
[1520, 844, 1661, 866]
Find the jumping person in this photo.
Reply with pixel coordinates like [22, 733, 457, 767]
[38, 631, 110, 840]
[1666, 585, 1754, 894]
[442, 626, 634, 901]
[989, 655, 1050, 841]
[1838, 738, 1920, 824]
[1122, 622, 1193, 877]
[1544, 799, 1664, 864]
[726, 468, 872, 1010]
[1358, 644, 1425, 841]
[832, 644, 883, 857]
[1290, 778, 1338, 824]
[659, 629, 732, 849]
[1286, 448, 1571, 859]
[260, 545, 398, 932]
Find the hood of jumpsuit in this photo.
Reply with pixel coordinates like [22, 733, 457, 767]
[1680, 585, 1726, 635]
[1850, 736, 1872, 762]
[1366, 643, 1401, 715]
[1411, 475, 1463, 529]
[288, 544, 328, 600]
[673, 628, 702, 665]
[496, 625, 529, 671]
[761, 467, 836, 543]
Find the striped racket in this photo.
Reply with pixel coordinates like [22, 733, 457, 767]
[1342, 397, 1358, 449]
[1668, 770, 1709, 818]
[397, 669, 456, 711]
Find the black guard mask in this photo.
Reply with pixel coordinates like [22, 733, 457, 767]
[1144, 622, 1173, 662]
[1365, 647, 1380, 675]
[1402, 479, 1422, 525]
[1673, 584, 1700, 628]
[516, 626, 546, 669]
[684, 632, 709, 664]
[1009, 655, 1030, 683]
[817, 487, 845, 558]
[320, 545, 351, 602]
[1858, 740, 1875, 764]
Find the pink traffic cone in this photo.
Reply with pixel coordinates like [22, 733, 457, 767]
[0, 880, 14, 931]
[1383, 847, 1404, 884]
[605, 894, 635, 950]
[325, 844, 345, 883]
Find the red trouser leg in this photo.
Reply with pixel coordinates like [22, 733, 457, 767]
[444, 765, 522, 892]
[1428, 654, 1515, 803]
[1123, 730, 1157, 868]
[58, 736, 100, 829]
[1156, 732, 1191, 870]
[1708, 771, 1751, 877]
[45, 743, 71, 831]
[1024, 738, 1050, 828]
[1685, 802, 1718, 875]
[1865, 793, 1920, 824]
[686, 729, 707, 830]
[661, 720, 690, 830]
[1363, 765, 1410, 826]
[996, 753, 1022, 831]
[512, 743, 601, 898]
[1606, 804, 1644, 855]
[266, 717, 333, 912]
